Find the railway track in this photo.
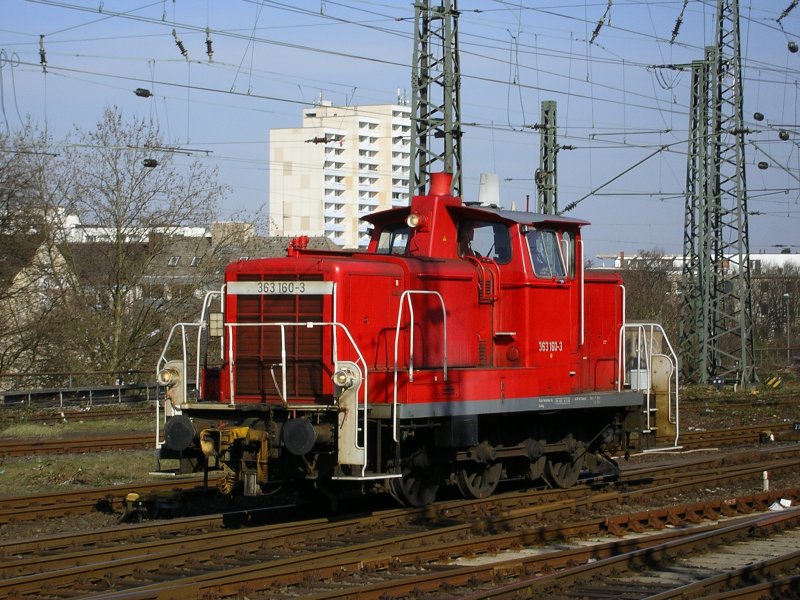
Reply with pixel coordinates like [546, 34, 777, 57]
[0, 407, 153, 425]
[659, 421, 799, 449]
[681, 389, 798, 406]
[0, 477, 211, 525]
[4, 444, 797, 548]
[1, 431, 798, 526]
[5, 488, 800, 598]
[2, 446, 800, 598]
[0, 431, 154, 457]
[457, 507, 800, 599]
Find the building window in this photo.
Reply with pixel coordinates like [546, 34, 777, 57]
[168, 256, 180, 267]
[190, 256, 202, 267]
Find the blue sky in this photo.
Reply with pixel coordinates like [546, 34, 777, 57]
[2, 1, 799, 260]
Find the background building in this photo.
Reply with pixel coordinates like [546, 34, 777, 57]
[269, 100, 411, 248]
[594, 250, 800, 274]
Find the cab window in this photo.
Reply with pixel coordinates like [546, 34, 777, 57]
[376, 224, 409, 255]
[458, 221, 511, 264]
[561, 230, 576, 278]
[527, 228, 566, 279]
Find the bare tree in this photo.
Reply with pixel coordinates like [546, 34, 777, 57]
[0, 123, 69, 385]
[1, 127, 41, 236]
[751, 262, 799, 369]
[51, 107, 227, 377]
[616, 249, 679, 343]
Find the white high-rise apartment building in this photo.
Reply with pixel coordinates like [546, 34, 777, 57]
[269, 101, 411, 248]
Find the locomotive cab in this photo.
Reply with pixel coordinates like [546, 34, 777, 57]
[155, 172, 679, 506]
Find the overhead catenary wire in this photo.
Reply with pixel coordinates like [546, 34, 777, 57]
[559, 143, 680, 214]
[20, 0, 797, 122]
[7, 50, 694, 128]
[25, 0, 800, 82]
[0, 49, 25, 131]
[6, 0, 800, 235]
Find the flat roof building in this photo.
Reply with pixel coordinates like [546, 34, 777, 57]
[594, 250, 800, 274]
[268, 100, 411, 248]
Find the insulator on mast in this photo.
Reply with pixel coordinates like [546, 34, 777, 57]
[778, 0, 798, 24]
[172, 28, 188, 59]
[205, 27, 214, 61]
[671, 0, 688, 44]
[671, 15, 683, 42]
[39, 34, 47, 72]
[589, 0, 612, 44]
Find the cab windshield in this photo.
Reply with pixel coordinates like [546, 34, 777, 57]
[526, 229, 566, 278]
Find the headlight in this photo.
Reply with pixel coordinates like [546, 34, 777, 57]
[332, 368, 355, 389]
[405, 212, 428, 229]
[158, 368, 179, 386]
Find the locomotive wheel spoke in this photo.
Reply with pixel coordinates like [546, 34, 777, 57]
[528, 455, 546, 481]
[456, 461, 502, 499]
[544, 452, 584, 489]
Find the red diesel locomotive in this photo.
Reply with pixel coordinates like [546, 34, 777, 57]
[156, 173, 678, 506]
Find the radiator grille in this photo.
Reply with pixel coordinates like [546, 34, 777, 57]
[233, 276, 325, 402]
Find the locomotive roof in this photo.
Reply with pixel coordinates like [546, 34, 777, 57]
[453, 204, 590, 228]
[362, 202, 589, 229]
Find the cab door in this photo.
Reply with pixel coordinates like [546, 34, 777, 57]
[526, 228, 580, 395]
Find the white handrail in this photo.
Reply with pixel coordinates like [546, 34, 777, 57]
[618, 321, 680, 448]
[392, 290, 448, 442]
[155, 321, 202, 448]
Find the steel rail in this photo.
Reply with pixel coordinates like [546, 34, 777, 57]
[3, 454, 800, 599]
[88, 489, 800, 600]
[0, 477, 210, 525]
[0, 432, 154, 458]
[0, 407, 153, 424]
[459, 508, 800, 599]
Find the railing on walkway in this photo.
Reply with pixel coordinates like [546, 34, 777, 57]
[0, 380, 159, 408]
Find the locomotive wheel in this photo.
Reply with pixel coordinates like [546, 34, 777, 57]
[456, 461, 502, 499]
[543, 452, 584, 489]
[391, 468, 440, 507]
[390, 448, 440, 507]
